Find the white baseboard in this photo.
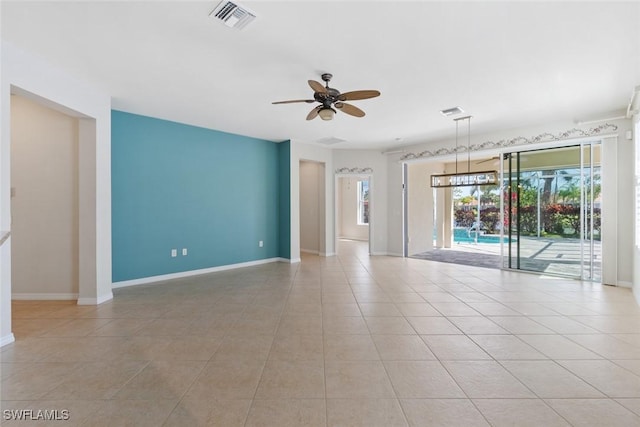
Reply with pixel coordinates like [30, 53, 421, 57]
[112, 257, 287, 289]
[0, 333, 15, 348]
[77, 292, 113, 305]
[289, 258, 301, 263]
[300, 249, 319, 255]
[320, 252, 336, 257]
[617, 280, 632, 289]
[12, 293, 78, 301]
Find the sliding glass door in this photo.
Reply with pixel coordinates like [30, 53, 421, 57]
[503, 143, 601, 281]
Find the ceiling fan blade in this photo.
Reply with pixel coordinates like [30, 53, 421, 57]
[306, 106, 321, 120]
[308, 80, 327, 94]
[338, 90, 381, 101]
[335, 102, 365, 117]
[272, 99, 316, 104]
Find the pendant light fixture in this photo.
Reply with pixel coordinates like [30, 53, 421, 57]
[430, 115, 498, 188]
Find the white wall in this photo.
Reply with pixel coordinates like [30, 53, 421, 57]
[11, 95, 79, 298]
[1, 42, 112, 347]
[300, 161, 320, 253]
[407, 161, 444, 255]
[338, 177, 369, 241]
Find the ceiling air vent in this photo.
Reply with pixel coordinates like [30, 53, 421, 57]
[210, 1, 256, 30]
[440, 106, 464, 117]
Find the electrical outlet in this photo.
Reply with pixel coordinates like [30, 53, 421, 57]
[171, 249, 177, 257]
[182, 248, 188, 256]
[259, 240, 263, 247]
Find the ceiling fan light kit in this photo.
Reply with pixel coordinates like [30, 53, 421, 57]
[430, 115, 498, 188]
[272, 73, 380, 121]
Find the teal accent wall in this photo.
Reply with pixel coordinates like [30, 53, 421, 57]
[112, 111, 290, 282]
[278, 141, 291, 259]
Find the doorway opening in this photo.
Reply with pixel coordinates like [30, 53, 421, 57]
[504, 143, 602, 280]
[335, 174, 372, 256]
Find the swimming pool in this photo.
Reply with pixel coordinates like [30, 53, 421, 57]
[453, 227, 512, 244]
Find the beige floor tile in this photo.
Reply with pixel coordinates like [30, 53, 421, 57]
[212, 334, 273, 362]
[516, 334, 602, 359]
[558, 359, 640, 397]
[406, 317, 461, 335]
[327, 398, 408, 427]
[186, 360, 265, 400]
[358, 303, 402, 317]
[164, 397, 251, 426]
[323, 316, 369, 334]
[39, 318, 113, 337]
[246, 399, 326, 427]
[44, 360, 147, 400]
[502, 302, 562, 316]
[277, 315, 323, 335]
[401, 399, 489, 427]
[83, 399, 178, 427]
[616, 398, 640, 416]
[470, 335, 547, 360]
[527, 315, 600, 334]
[501, 360, 604, 398]
[448, 316, 509, 335]
[388, 293, 426, 303]
[419, 292, 461, 303]
[325, 334, 379, 361]
[89, 318, 154, 336]
[430, 302, 481, 316]
[325, 361, 396, 398]
[365, 316, 415, 334]
[473, 399, 570, 427]
[254, 360, 325, 398]
[322, 303, 362, 317]
[114, 360, 204, 400]
[1, 362, 78, 400]
[564, 334, 640, 359]
[396, 303, 441, 317]
[7, 241, 640, 426]
[487, 316, 555, 334]
[372, 335, 436, 361]
[422, 335, 492, 360]
[546, 398, 640, 426]
[443, 360, 535, 398]
[467, 302, 521, 316]
[152, 335, 221, 361]
[283, 302, 322, 315]
[269, 334, 323, 361]
[384, 361, 465, 398]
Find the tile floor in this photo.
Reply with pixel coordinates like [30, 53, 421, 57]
[2, 240, 640, 426]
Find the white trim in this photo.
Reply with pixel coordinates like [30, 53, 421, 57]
[0, 333, 15, 348]
[320, 252, 336, 257]
[77, 292, 113, 305]
[289, 257, 302, 263]
[617, 280, 633, 288]
[12, 293, 78, 300]
[112, 258, 287, 289]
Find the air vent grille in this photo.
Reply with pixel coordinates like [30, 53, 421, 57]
[210, 1, 256, 30]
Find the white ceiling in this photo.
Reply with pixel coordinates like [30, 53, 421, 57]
[2, 1, 639, 150]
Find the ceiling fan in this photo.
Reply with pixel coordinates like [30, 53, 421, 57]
[272, 73, 380, 121]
